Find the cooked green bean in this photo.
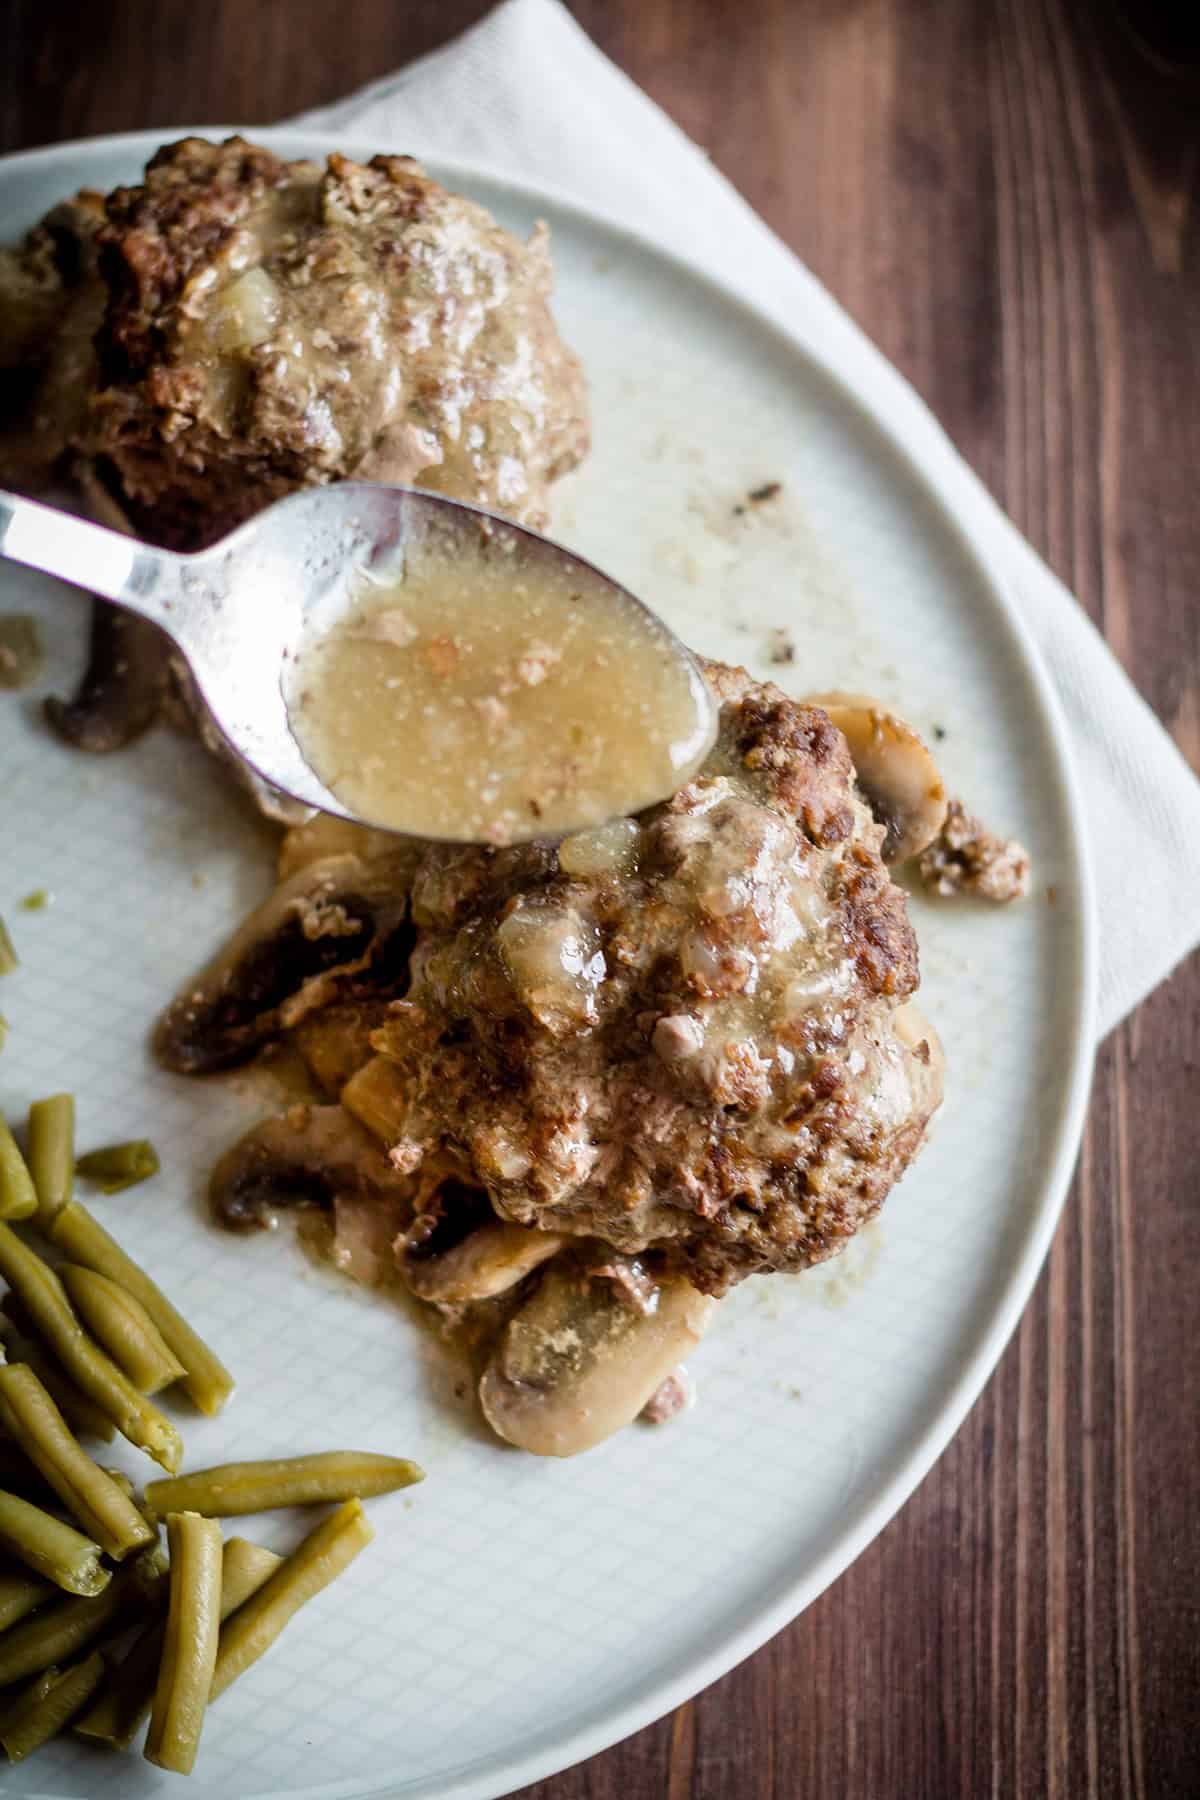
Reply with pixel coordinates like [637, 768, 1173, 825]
[212, 1498, 373, 1702]
[101, 1469, 159, 1536]
[0, 1440, 59, 1506]
[0, 919, 16, 978]
[0, 1363, 154, 1560]
[0, 1223, 181, 1471]
[75, 1140, 159, 1195]
[74, 1536, 281, 1750]
[0, 1313, 116, 1443]
[47, 1201, 234, 1416]
[0, 1664, 57, 1732]
[0, 1014, 8, 1055]
[71, 1617, 160, 1750]
[0, 1562, 143, 1685]
[0, 1564, 53, 1633]
[218, 1537, 284, 1608]
[213, 1536, 279, 1608]
[0, 1112, 36, 1223]
[70, 1616, 160, 1749]
[132, 1539, 170, 1595]
[144, 1451, 423, 1520]
[0, 1489, 108, 1597]
[26, 1094, 73, 1225]
[144, 1511, 222, 1774]
[102, 1467, 136, 1504]
[101, 1474, 163, 1543]
[0, 1650, 105, 1762]
[59, 1264, 186, 1396]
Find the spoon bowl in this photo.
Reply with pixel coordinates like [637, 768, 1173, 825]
[0, 482, 717, 841]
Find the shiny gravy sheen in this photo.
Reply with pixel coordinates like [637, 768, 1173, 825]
[286, 527, 715, 844]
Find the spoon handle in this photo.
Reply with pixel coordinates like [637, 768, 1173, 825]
[0, 489, 185, 634]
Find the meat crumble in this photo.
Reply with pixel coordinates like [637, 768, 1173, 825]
[917, 798, 1031, 902]
[641, 1371, 692, 1424]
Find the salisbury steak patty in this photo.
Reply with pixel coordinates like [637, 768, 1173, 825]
[1, 137, 588, 546]
[160, 666, 942, 1294]
[259, 663, 941, 1296]
[86, 138, 588, 544]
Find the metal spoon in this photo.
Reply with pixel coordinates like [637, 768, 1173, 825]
[0, 482, 716, 838]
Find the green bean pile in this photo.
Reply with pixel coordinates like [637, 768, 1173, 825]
[0, 1076, 425, 1773]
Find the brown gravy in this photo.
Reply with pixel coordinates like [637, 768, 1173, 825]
[286, 526, 715, 844]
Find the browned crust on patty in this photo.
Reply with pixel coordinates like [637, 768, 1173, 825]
[97, 138, 296, 379]
[81, 136, 589, 546]
[296, 666, 937, 1293]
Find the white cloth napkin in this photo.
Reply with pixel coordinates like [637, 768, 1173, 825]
[296, 0, 1200, 1036]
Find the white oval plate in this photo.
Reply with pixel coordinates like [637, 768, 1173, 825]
[0, 130, 1095, 1800]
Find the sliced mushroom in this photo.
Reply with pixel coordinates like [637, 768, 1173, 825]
[291, 1000, 392, 1099]
[208, 1103, 408, 1233]
[154, 851, 415, 1074]
[479, 1261, 717, 1457]
[340, 1054, 413, 1145]
[42, 464, 172, 752]
[892, 1000, 946, 1102]
[807, 692, 947, 863]
[44, 599, 171, 751]
[398, 1177, 567, 1303]
[277, 815, 405, 884]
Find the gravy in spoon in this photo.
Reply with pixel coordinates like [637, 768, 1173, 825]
[286, 518, 715, 844]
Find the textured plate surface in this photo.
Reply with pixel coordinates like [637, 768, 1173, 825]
[0, 130, 1094, 1799]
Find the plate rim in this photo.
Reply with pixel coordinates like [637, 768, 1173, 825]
[0, 126, 1099, 1800]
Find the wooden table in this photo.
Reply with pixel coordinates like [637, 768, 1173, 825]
[4, 4, 1196, 1794]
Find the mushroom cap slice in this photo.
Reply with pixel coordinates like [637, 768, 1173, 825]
[891, 1000, 946, 1118]
[807, 692, 947, 863]
[340, 1054, 414, 1146]
[208, 1104, 408, 1233]
[44, 599, 169, 752]
[154, 850, 417, 1074]
[892, 999, 944, 1065]
[400, 1214, 567, 1304]
[291, 1001, 391, 1100]
[479, 1263, 716, 1457]
[277, 814, 400, 883]
[42, 465, 171, 752]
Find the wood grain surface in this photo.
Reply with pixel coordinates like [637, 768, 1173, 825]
[3, 4, 1197, 1795]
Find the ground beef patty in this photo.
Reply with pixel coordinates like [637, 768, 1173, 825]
[1, 137, 588, 545]
[348, 663, 943, 1294]
[86, 137, 588, 544]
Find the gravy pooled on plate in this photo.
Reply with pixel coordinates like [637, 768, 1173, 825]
[287, 523, 715, 844]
